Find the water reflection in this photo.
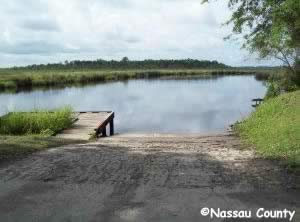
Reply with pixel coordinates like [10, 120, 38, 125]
[0, 76, 266, 133]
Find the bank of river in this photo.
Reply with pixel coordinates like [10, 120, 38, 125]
[0, 69, 269, 92]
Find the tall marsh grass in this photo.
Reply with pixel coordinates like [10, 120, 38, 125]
[0, 69, 267, 92]
[0, 107, 74, 135]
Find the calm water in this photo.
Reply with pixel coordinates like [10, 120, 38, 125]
[0, 76, 266, 133]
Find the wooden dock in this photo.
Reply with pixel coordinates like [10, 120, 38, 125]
[57, 111, 114, 140]
[252, 98, 264, 107]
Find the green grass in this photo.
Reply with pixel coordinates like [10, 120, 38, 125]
[0, 107, 75, 135]
[235, 90, 300, 169]
[0, 135, 84, 162]
[0, 68, 270, 92]
[0, 107, 82, 161]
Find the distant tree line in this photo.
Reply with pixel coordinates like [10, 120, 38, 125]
[11, 58, 229, 70]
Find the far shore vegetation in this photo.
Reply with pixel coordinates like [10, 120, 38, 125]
[0, 59, 273, 93]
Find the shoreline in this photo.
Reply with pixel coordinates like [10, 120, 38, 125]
[0, 68, 270, 93]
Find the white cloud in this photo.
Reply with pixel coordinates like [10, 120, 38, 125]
[0, 0, 279, 67]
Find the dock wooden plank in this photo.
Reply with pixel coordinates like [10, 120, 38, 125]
[56, 111, 114, 140]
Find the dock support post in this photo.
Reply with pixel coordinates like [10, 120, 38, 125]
[102, 126, 107, 137]
[110, 118, 114, 136]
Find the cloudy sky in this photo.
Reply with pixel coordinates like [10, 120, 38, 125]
[0, 0, 279, 67]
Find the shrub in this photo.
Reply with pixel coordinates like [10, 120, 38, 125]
[265, 81, 281, 99]
[265, 69, 300, 99]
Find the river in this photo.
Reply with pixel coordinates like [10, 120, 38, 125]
[0, 75, 266, 133]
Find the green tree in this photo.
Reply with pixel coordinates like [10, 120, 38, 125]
[203, 0, 300, 77]
[121, 57, 129, 63]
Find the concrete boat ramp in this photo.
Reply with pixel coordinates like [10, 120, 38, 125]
[0, 133, 298, 222]
[56, 111, 114, 140]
